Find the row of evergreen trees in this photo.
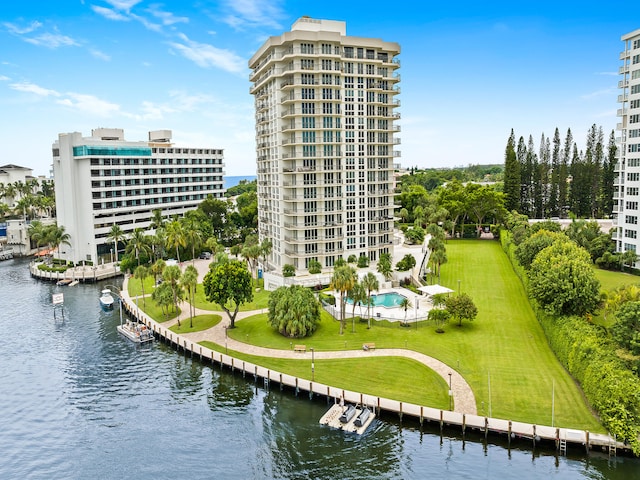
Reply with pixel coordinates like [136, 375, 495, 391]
[503, 125, 617, 219]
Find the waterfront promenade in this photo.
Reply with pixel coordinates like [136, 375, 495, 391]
[118, 262, 626, 455]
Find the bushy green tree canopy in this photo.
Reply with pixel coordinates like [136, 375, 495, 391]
[267, 285, 320, 337]
[529, 241, 600, 316]
[203, 260, 253, 328]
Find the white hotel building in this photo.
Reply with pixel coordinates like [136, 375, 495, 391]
[249, 18, 400, 276]
[52, 128, 225, 265]
[615, 28, 640, 258]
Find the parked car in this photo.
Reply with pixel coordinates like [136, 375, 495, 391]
[199, 251, 212, 259]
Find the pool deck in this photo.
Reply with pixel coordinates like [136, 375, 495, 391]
[337, 286, 434, 322]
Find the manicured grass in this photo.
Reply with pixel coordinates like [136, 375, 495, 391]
[127, 275, 156, 297]
[200, 340, 450, 410]
[594, 268, 639, 293]
[137, 298, 180, 323]
[225, 240, 604, 431]
[170, 314, 222, 333]
[193, 284, 270, 312]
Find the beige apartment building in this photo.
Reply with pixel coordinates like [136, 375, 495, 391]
[249, 17, 400, 280]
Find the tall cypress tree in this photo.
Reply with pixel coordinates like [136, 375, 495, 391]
[559, 128, 573, 218]
[539, 133, 551, 218]
[519, 136, 531, 215]
[602, 130, 617, 218]
[548, 128, 561, 217]
[503, 129, 521, 212]
[528, 135, 541, 218]
[592, 126, 604, 216]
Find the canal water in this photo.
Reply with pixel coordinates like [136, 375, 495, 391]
[0, 258, 637, 479]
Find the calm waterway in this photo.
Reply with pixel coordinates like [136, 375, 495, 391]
[0, 258, 637, 479]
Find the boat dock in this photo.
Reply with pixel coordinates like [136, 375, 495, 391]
[319, 404, 376, 435]
[30, 261, 122, 283]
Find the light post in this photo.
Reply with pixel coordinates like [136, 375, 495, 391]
[448, 372, 453, 411]
[457, 279, 461, 295]
[106, 285, 123, 326]
[415, 296, 418, 330]
[311, 347, 315, 382]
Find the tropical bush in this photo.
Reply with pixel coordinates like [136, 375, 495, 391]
[267, 285, 320, 337]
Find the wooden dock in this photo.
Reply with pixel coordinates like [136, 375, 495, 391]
[118, 287, 630, 458]
[319, 404, 376, 435]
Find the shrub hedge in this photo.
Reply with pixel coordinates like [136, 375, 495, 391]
[501, 230, 640, 455]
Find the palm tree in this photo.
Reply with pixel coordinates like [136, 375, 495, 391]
[48, 225, 71, 259]
[260, 238, 273, 272]
[377, 252, 393, 282]
[181, 265, 198, 328]
[242, 243, 262, 282]
[134, 265, 149, 307]
[106, 224, 125, 264]
[150, 208, 165, 231]
[150, 228, 166, 262]
[27, 220, 46, 255]
[150, 259, 166, 286]
[165, 220, 186, 263]
[125, 228, 150, 266]
[162, 265, 183, 326]
[348, 281, 367, 333]
[361, 272, 379, 329]
[429, 247, 447, 283]
[183, 218, 203, 265]
[3, 183, 17, 206]
[399, 297, 412, 326]
[330, 265, 356, 335]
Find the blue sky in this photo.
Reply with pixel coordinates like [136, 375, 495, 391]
[0, 1, 636, 176]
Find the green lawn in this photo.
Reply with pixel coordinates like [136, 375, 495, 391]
[136, 297, 180, 323]
[594, 267, 639, 293]
[170, 314, 222, 333]
[127, 275, 156, 297]
[193, 284, 270, 312]
[200, 340, 450, 410]
[225, 240, 604, 431]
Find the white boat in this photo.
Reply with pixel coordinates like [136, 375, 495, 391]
[99, 289, 115, 310]
[117, 320, 154, 343]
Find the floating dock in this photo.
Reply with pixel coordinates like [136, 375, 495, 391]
[319, 404, 376, 435]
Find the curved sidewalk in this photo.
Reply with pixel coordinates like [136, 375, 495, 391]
[165, 300, 477, 415]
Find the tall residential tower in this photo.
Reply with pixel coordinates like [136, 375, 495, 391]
[249, 17, 400, 279]
[615, 29, 640, 258]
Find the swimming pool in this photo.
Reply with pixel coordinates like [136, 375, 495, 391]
[346, 292, 407, 308]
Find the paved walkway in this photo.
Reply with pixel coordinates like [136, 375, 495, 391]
[142, 300, 474, 413]
[127, 259, 477, 414]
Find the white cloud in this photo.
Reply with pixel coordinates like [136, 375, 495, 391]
[146, 5, 189, 26]
[580, 88, 617, 100]
[3, 20, 42, 35]
[56, 92, 122, 117]
[91, 5, 130, 21]
[0, 75, 10, 81]
[9, 82, 61, 97]
[104, 0, 143, 11]
[221, 0, 284, 30]
[167, 34, 246, 73]
[24, 31, 79, 48]
[89, 48, 111, 61]
[129, 12, 162, 32]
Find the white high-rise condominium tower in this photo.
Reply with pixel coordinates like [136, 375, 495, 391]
[249, 17, 400, 279]
[615, 28, 640, 259]
[53, 128, 225, 265]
